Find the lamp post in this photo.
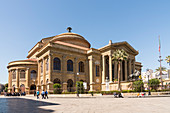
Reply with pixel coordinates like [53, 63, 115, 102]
[76, 72, 79, 97]
[33, 79, 36, 96]
[146, 69, 151, 95]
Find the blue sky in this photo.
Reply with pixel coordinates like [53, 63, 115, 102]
[1, 0, 170, 84]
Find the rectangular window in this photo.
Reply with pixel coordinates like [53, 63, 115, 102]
[96, 65, 99, 77]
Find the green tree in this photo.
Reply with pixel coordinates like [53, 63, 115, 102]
[112, 49, 128, 91]
[4, 83, 8, 92]
[165, 56, 170, 66]
[76, 81, 84, 94]
[149, 79, 160, 90]
[53, 83, 62, 94]
[4, 83, 8, 88]
[155, 67, 166, 71]
[132, 80, 144, 92]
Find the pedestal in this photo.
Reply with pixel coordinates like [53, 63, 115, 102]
[37, 85, 41, 91]
[62, 82, 67, 92]
[90, 83, 95, 91]
[7, 87, 12, 93]
[15, 87, 19, 92]
[25, 87, 30, 94]
[47, 82, 54, 93]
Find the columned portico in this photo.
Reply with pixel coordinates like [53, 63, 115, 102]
[7, 28, 142, 93]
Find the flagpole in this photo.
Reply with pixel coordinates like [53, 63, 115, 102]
[158, 35, 163, 90]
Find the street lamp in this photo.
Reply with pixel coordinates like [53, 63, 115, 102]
[146, 69, 151, 95]
[76, 72, 79, 97]
[33, 79, 36, 96]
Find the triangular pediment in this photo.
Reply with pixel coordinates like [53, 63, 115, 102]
[112, 41, 138, 55]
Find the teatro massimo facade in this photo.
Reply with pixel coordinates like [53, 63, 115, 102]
[7, 27, 142, 94]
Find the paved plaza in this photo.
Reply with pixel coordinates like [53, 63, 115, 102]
[1, 95, 170, 113]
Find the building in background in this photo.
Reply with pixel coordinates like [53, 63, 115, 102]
[7, 27, 142, 94]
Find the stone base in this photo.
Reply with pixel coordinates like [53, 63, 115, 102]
[62, 82, 68, 92]
[89, 83, 95, 91]
[15, 87, 19, 92]
[7, 87, 12, 93]
[25, 87, 30, 94]
[47, 82, 54, 93]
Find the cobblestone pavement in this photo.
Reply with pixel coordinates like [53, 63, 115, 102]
[1, 96, 170, 113]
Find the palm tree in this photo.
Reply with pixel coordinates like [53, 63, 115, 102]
[112, 49, 128, 91]
[165, 56, 170, 66]
[155, 67, 166, 72]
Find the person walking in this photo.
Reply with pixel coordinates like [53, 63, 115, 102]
[45, 90, 48, 99]
[37, 90, 39, 99]
[41, 90, 45, 99]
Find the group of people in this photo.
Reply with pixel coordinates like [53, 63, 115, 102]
[113, 92, 124, 98]
[34, 90, 48, 99]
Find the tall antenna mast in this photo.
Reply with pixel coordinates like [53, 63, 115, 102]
[158, 35, 163, 90]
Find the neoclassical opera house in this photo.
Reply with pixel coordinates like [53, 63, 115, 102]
[7, 27, 142, 94]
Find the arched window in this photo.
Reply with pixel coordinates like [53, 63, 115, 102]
[41, 61, 43, 73]
[53, 57, 61, 70]
[12, 70, 16, 79]
[46, 58, 49, 71]
[31, 70, 37, 80]
[46, 79, 49, 84]
[20, 70, 25, 79]
[67, 60, 73, 71]
[67, 79, 73, 92]
[79, 61, 84, 72]
[53, 78, 61, 84]
[30, 84, 36, 90]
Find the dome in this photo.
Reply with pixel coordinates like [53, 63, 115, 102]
[51, 27, 91, 48]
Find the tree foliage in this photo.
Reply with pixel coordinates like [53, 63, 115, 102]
[76, 81, 84, 94]
[4, 83, 8, 88]
[53, 83, 61, 89]
[53, 83, 62, 94]
[132, 80, 144, 92]
[155, 67, 166, 71]
[165, 56, 170, 66]
[149, 79, 160, 90]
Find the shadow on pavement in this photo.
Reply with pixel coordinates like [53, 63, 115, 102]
[0, 98, 60, 113]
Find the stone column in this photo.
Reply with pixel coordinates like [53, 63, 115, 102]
[102, 55, 106, 83]
[114, 61, 118, 80]
[125, 60, 128, 81]
[133, 60, 135, 73]
[129, 59, 132, 75]
[48, 54, 52, 82]
[8, 70, 11, 92]
[16, 68, 19, 92]
[89, 57, 94, 84]
[85, 58, 90, 90]
[74, 58, 78, 84]
[43, 58, 46, 85]
[89, 57, 95, 91]
[120, 61, 123, 81]
[37, 60, 41, 91]
[109, 55, 113, 83]
[128, 59, 132, 81]
[26, 68, 29, 94]
[47, 54, 54, 93]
